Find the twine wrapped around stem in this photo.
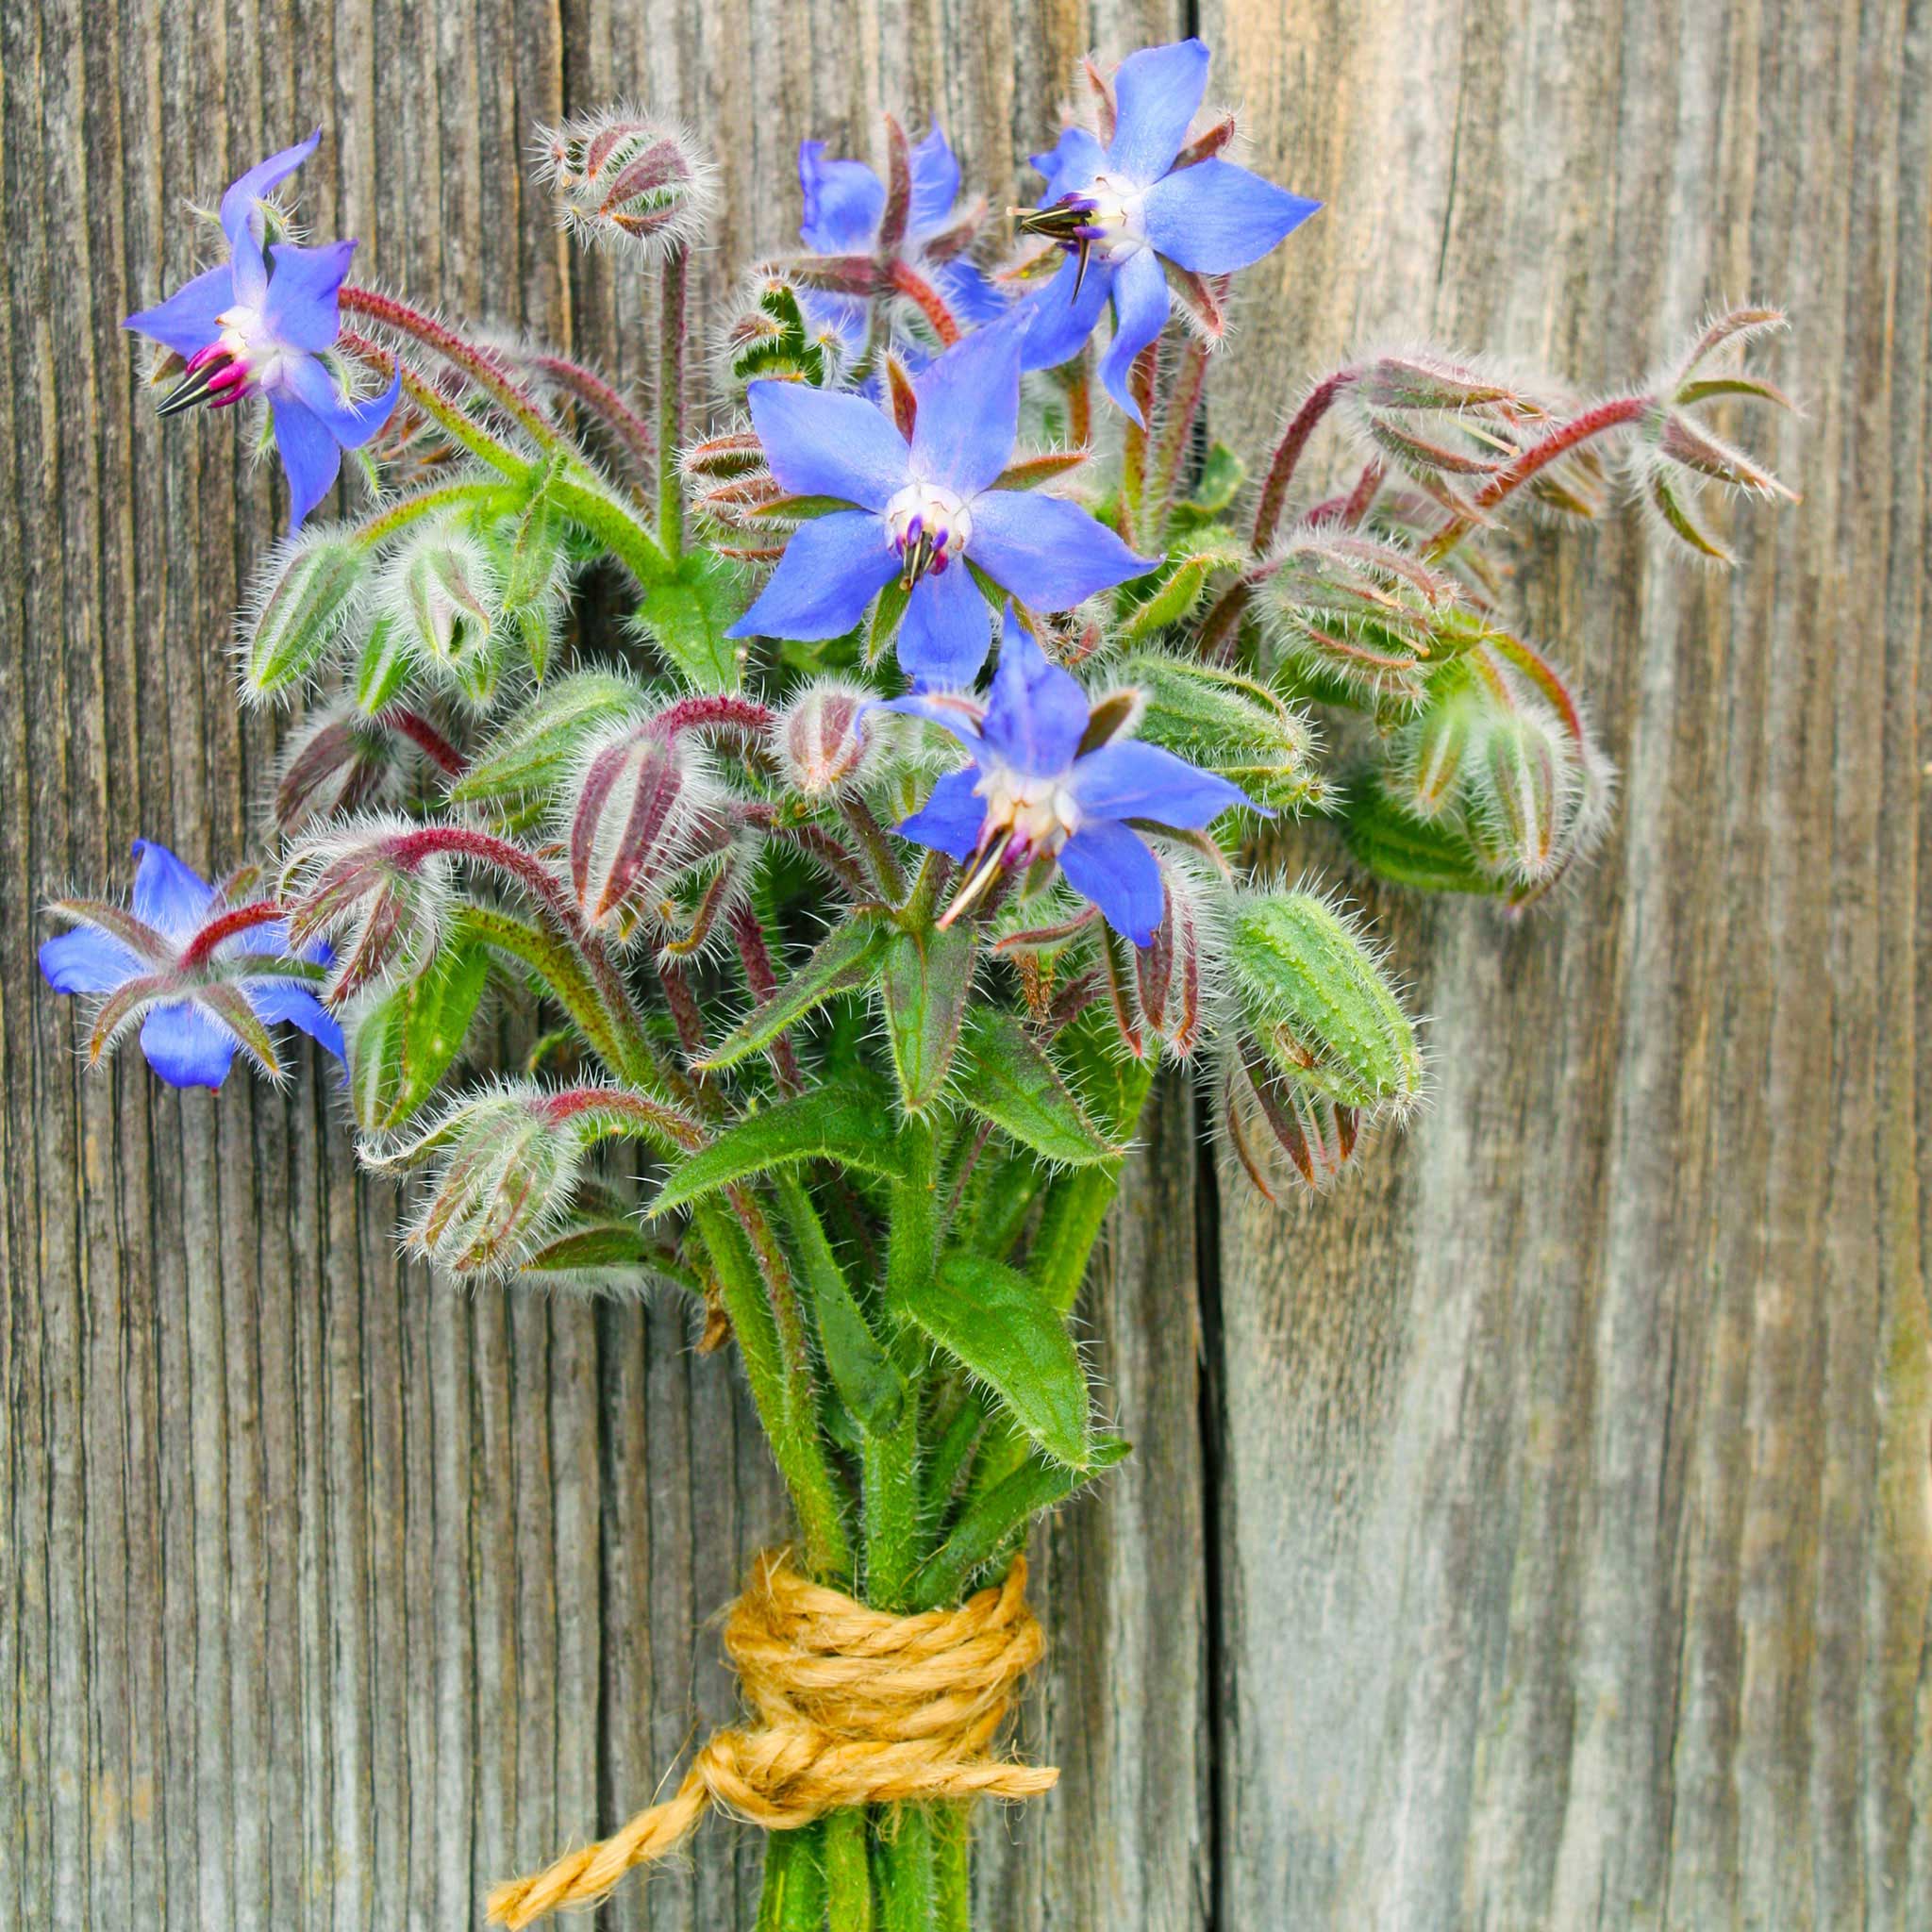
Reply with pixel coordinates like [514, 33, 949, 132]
[486, 1553, 1055, 1928]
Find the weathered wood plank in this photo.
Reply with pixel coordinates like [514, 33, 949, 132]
[1205, 0, 1932, 1925]
[0, 4, 1209, 1928]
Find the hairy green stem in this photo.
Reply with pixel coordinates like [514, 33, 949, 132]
[823, 1808, 874, 1929]
[875, 1808, 939, 1932]
[693, 1198, 851, 1582]
[755, 1824, 825, 1930]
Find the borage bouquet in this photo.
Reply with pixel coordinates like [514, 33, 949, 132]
[46, 36, 1790, 1931]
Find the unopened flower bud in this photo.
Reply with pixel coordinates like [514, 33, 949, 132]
[1227, 888, 1421, 1117]
[568, 724, 716, 930]
[274, 707, 401, 834]
[1124, 652, 1322, 814]
[375, 522, 504, 709]
[1396, 672, 1486, 818]
[1134, 853, 1217, 1060]
[1470, 711, 1570, 882]
[774, 679, 876, 795]
[451, 671, 650, 818]
[1223, 1041, 1363, 1197]
[241, 531, 365, 700]
[280, 815, 454, 999]
[374, 1087, 584, 1278]
[537, 109, 715, 258]
[1258, 533, 1461, 706]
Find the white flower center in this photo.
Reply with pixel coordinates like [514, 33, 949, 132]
[885, 483, 972, 585]
[215, 304, 295, 394]
[1072, 172, 1149, 261]
[976, 766, 1082, 864]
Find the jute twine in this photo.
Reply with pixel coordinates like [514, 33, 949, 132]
[486, 1552, 1056, 1928]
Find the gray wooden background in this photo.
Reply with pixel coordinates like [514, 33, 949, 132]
[3, 0, 1926, 1926]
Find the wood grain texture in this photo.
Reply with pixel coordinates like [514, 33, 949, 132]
[0, 2, 1205, 1927]
[1203, 0, 1932, 1926]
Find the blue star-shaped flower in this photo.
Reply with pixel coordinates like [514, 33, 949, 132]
[1015, 39, 1321, 422]
[881, 608, 1261, 944]
[795, 123, 1007, 362]
[124, 129, 400, 532]
[40, 840, 343, 1090]
[726, 326, 1153, 686]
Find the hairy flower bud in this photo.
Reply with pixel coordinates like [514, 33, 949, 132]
[1394, 669, 1486, 818]
[1469, 709, 1570, 883]
[375, 522, 504, 709]
[241, 531, 364, 700]
[1227, 888, 1421, 1116]
[273, 706, 402, 834]
[1222, 1041, 1363, 1197]
[374, 1087, 585, 1278]
[1123, 652, 1324, 814]
[568, 724, 716, 930]
[280, 815, 454, 999]
[774, 679, 876, 795]
[451, 671, 651, 821]
[1257, 532, 1464, 705]
[537, 108, 715, 259]
[1134, 852, 1218, 1060]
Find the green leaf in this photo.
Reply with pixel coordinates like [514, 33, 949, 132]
[697, 913, 891, 1072]
[638, 550, 747, 691]
[649, 1080, 909, 1216]
[879, 923, 976, 1114]
[776, 1175, 905, 1435]
[894, 1252, 1091, 1469]
[450, 670, 649, 808]
[518, 1217, 701, 1290]
[955, 1008, 1117, 1165]
[348, 941, 490, 1131]
[907, 1436, 1131, 1610]
[1174, 441, 1246, 523]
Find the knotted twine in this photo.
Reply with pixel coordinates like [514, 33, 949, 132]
[486, 1552, 1056, 1927]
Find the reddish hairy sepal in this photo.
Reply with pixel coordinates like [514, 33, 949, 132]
[279, 816, 458, 1000]
[274, 707, 402, 834]
[1224, 1041, 1362, 1198]
[1134, 860, 1208, 1061]
[774, 679, 876, 796]
[568, 726, 709, 930]
[772, 254, 887, 296]
[877, 114, 914, 252]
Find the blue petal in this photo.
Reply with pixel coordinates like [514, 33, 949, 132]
[979, 612, 1090, 778]
[220, 129, 324, 256]
[140, 1001, 239, 1090]
[896, 767, 987, 860]
[267, 397, 343, 533]
[1066, 739, 1257, 826]
[897, 565, 994, 687]
[1015, 252, 1115, 374]
[123, 262, 236, 357]
[247, 980, 347, 1061]
[1056, 820, 1165, 944]
[908, 327, 1020, 498]
[933, 260, 1009, 328]
[130, 839, 215, 942]
[282, 353, 401, 448]
[1142, 159, 1322, 273]
[221, 128, 323, 307]
[873, 691, 986, 750]
[746, 379, 908, 511]
[726, 509, 899, 641]
[40, 926, 144, 994]
[1030, 126, 1108, 204]
[907, 125, 962, 232]
[798, 142, 885, 253]
[261, 238, 357, 350]
[967, 491, 1155, 610]
[1107, 40, 1211, 184]
[1098, 248, 1172, 424]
